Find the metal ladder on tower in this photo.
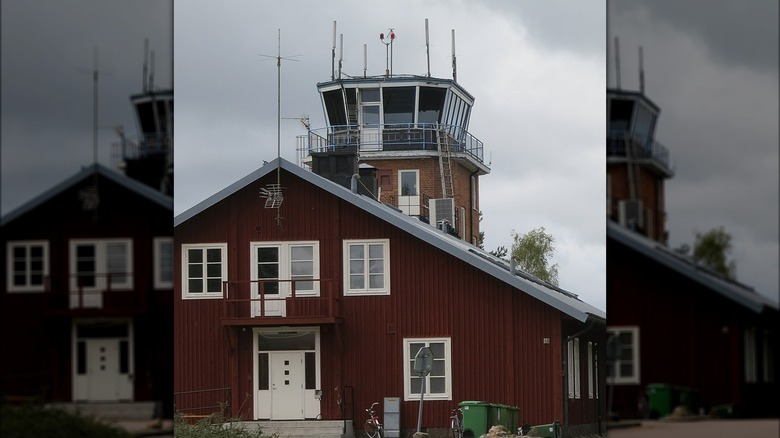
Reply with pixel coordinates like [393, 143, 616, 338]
[435, 124, 455, 199]
[623, 132, 641, 201]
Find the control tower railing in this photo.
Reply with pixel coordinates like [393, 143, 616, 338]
[607, 130, 672, 175]
[297, 123, 484, 165]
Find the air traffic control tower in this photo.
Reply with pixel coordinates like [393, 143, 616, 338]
[298, 23, 490, 245]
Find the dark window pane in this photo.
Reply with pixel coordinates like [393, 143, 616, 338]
[119, 340, 129, 374]
[206, 263, 222, 277]
[77, 341, 86, 375]
[418, 87, 446, 124]
[430, 377, 445, 393]
[13, 247, 26, 258]
[257, 247, 279, 262]
[323, 90, 347, 126]
[206, 248, 221, 262]
[189, 279, 202, 293]
[305, 352, 316, 389]
[207, 279, 222, 293]
[258, 353, 269, 390]
[410, 376, 422, 393]
[188, 249, 202, 263]
[188, 264, 203, 278]
[383, 87, 415, 124]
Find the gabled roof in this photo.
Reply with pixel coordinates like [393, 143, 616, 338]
[175, 158, 605, 323]
[1, 163, 172, 227]
[607, 219, 778, 314]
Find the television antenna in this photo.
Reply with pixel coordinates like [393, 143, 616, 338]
[258, 29, 300, 226]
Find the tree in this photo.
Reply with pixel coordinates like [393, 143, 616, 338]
[692, 226, 737, 279]
[510, 227, 559, 286]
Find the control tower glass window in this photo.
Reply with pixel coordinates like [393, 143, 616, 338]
[383, 87, 415, 125]
[419, 87, 446, 125]
[361, 88, 380, 103]
[323, 89, 347, 126]
[609, 98, 633, 134]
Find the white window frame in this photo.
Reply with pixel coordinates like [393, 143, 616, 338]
[343, 239, 390, 296]
[153, 237, 173, 289]
[397, 169, 420, 216]
[403, 337, 452, 401]
[250, 241, 320, 297]
[7, 240, 49, 292]
[69, 239, 133, 291]
[181, 243, 227, 300]
[607, 326, 641, 385]
[568, 338, 581, 399]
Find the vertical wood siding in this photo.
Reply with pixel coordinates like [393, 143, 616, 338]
[175, 168, 598, 429]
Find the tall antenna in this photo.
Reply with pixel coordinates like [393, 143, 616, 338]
[425, 19, 431, 77]
[614, 36, 621, 90]
[79, 46, 111, 216]
[639, 45, 645, 94]
[363, 43, 368, 78]
[451, 29, 457, 82]
[258, 30, 300, 224]
[331, 21, 337, 80]
[338, 33, 344, 79]
[143, 38, 149, 92]
[149, 49, 155, 92]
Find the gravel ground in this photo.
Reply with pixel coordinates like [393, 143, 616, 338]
[607, 419, 779, 438]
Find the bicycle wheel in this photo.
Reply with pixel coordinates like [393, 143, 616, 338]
[451, 418, 463, 438]
[364, 419, 380, 438]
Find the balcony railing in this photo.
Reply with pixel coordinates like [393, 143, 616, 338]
[219, 279, 341, 325]
[297, 123, 484, 165]
[43, 273, 147, 313]
[607, 130, 672, 173]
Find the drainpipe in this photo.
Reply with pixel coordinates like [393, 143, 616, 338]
[469, 169, 479, 244]
[562, 318, 598, 437]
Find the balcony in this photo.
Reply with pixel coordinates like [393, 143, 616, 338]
[43, 273, 149, 316]
[219, 279, 342, 327]
[607, 130, 674, 177]
[297, 123, 484, 165]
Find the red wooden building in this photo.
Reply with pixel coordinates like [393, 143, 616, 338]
[607, 221, 778, 419]
[0, 163, 173, 415]
[173, 158, 606, 437]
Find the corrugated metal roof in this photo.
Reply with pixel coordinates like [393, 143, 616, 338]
[607, 219, 778, 314]
[1, 163, 172, 226]
[175, 158, 606, 323]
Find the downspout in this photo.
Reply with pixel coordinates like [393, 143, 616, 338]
[469, 168, 479, 244]
[563, 317, 598, 438]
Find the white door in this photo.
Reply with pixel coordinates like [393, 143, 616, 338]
[252, 246, 286, 317]
[270, 352, 304, 420]
[85, 339, 131, 401]
[361, 104, 381, 147]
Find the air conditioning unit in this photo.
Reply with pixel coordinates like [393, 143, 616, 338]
[429, 198, 456, 229]
[618, 198, 644, 229]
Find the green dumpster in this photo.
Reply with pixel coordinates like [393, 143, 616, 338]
[646, 383, 675, 419]
[677, 386, 700, 413]
[459, 401, 491, 438]
[489, 403, 519, 433]
[528, 421, 561, 438]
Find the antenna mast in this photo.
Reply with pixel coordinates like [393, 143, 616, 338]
[614, 36, 621, 90]
[143, 39, 149, 92]
[425, 19, 431, 77]
[331, 21, 337, 80]
[639, 45, 645, 94]
[451, 29, 457, 82]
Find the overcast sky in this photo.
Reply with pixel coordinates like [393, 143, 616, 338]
[173, 0, 607, 311]
[1, 0, 173, 213]
[609, 0, 779, 305]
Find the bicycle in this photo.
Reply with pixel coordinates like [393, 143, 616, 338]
[450, 407, 463, 438]
[364, 402, 383, 438]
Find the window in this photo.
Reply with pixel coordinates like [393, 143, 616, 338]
[587, 341, 594, 399]
[343, 240, 389, 296]
[154, 237, 173, 289]
[182, 243, 227, 299]
[744, 327, 757, 383]
[398, 170, 420, 216]
[568, 338, 581, 399]
[69, 239, 133, 291]
[383, 87, 415, 125]
[7, 240, 49, 292]
[607, 327, 640, 384]
[403, 338, 451, 401]
[251, 242, 320, 296]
